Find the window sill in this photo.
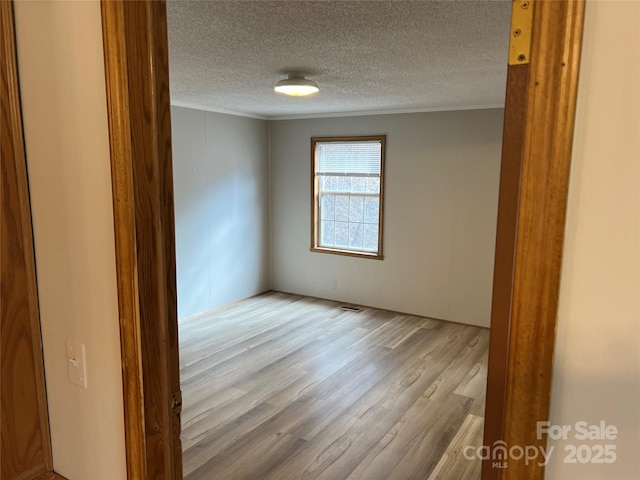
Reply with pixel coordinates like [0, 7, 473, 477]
[310, 246, 383, 260]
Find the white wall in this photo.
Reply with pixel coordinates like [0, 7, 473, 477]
[269, 110, 503, 327]
[172, 107, 270, 319]
[547, 1, 640, 479]
[14, 1, 126, 479]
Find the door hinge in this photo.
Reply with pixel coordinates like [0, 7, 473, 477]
[508, 0, 534, 65]
[171, 390, 182, 415]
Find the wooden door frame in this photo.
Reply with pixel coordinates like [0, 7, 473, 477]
[100, 1, 182, 479]
[482, 1, 585, 478]
[100, 1, 585, 479]
[1, 2, 59, 479]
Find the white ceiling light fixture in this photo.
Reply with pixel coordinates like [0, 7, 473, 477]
[274, 72, 319, 97]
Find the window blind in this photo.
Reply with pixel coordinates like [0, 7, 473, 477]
[316, 141, 381, 176]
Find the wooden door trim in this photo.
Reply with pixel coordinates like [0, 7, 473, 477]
[483, 1, 586, 479]
[100, 1, 182, 479]
[99, 0, 586, 478]
[1, 1, 54, 478]
[99, 2, 147, 478]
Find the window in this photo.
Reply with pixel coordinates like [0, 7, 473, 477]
[311, 135, 386, 259]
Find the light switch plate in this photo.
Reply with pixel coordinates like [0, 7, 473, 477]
[66, 339, 87, 388]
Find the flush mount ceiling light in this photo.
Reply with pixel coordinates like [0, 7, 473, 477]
[274, 72, 319, 97]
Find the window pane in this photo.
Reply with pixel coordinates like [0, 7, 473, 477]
[337, 176, 351, 192]
[352, 177, 366, 193]
[349, 196, 364, 222]
[320, 194, 335, 220]
[364, 224, 379, 251]
[322, 176, 339, 192]
[321, 220, 335, 246]
[335, 195, 349, 221]
[364, 196, 379, 224]
[349, 223, 364, 249]
[335, 221, 349, 248]
[366, 177, 380, 193]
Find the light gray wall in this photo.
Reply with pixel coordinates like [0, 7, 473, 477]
[172, 106, 270, 319]
[269, 110, 503, 327]
[547, 1, 640, 478]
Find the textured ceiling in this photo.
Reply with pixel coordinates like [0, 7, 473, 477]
[167, 1, 511, 119]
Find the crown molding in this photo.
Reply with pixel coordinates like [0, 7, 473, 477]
[170, 100, 268, 120]
[170, 100, 505, 121]
[268, 104, 505, 121]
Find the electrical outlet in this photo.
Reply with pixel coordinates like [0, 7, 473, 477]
[330, 279, 337, 290]
[66, 340, 87, 388]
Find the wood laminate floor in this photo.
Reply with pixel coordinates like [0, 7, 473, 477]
[179, 292, 488, 480]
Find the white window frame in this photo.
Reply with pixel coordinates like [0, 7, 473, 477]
[310, 135, 386, 259]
